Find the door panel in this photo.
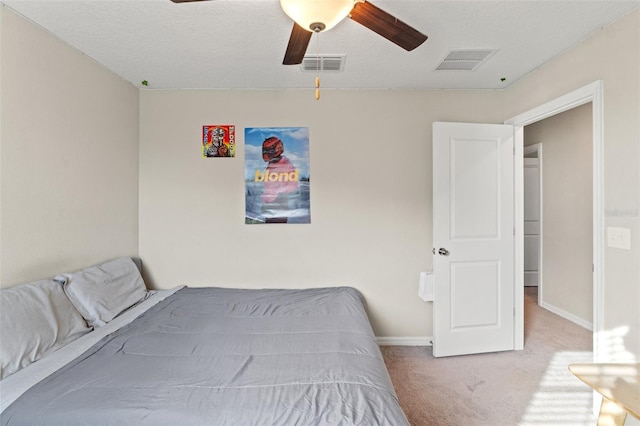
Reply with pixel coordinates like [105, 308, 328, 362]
[450, 260, 500, 328]
[451, 139, 499, 239]
[433, 122, 514, 357]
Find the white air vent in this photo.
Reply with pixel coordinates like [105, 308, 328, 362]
[301, 55, 346, 72]
[435, 49, 498, 71]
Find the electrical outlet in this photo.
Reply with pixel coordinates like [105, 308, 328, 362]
[607, 227, 631, 250]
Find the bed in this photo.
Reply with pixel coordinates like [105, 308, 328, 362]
[0, 259, 407, 425]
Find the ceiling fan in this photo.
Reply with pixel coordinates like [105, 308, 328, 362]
[170, 0, 428, 65]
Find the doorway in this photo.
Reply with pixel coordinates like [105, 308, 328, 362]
[523, 104, 594, 332]
[506, 80, 603, 358]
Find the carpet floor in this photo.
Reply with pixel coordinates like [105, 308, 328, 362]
[381, 287, 595, 426]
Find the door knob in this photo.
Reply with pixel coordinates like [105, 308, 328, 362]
[438, 248, 449, 256]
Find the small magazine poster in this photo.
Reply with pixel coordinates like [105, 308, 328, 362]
[245, 127, 310, 224]
[203, 125, 235, 158]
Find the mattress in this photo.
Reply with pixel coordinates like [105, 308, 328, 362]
[0, 286, 408, 425]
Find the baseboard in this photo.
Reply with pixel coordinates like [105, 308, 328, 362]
[539, 301, 593, 331]
[376, 336, 433, 346]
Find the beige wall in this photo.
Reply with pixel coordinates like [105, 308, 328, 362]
[524, 104, 593, 325]
[504, 9, 639, 361]
[0, 8, 140, 286]
[139, 89, 503, 337]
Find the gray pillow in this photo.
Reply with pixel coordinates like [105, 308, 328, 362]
[0, 279, 91, 380]
[57, 257, 148, 328]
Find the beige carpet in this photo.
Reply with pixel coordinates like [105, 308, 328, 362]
[381, 287, 595, 426]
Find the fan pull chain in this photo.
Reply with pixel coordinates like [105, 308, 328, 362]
[315, 31, 320, 101]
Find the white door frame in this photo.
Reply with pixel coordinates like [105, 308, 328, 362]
[505, 80, 603, 355]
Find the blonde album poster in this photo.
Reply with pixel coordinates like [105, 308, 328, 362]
[203, 125, 235, 158]
[245, 127, 310, 224]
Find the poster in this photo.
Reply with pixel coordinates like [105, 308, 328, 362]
[245, 127, 310, 224]
[203, 125, 235, 158]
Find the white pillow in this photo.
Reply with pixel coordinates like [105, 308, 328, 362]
[56, 257, 148, 328]
[0, 279, 91, 380]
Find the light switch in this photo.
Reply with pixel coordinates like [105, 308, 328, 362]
[607, 227, 631, 250]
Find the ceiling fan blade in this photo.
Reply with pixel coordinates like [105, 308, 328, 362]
[349, 1, 427, 51]
[283, 23, 313, 65]
[170, 0, 210, 3]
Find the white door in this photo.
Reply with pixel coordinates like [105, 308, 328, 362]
[523, 156, 540, 286]
[432, 122, 515, 357]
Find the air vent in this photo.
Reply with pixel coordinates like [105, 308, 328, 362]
[301, 55, 346, 72]
[435, 49, 498, 71]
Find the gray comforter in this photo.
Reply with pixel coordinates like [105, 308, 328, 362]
[1, 287, 408, 425]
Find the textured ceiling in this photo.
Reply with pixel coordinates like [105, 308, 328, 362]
[2, 0, 638, 90]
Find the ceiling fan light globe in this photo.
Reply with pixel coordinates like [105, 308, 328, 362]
[280, 0, 355, 32]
